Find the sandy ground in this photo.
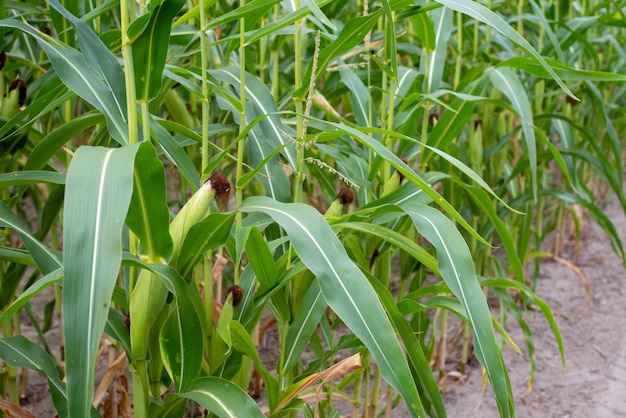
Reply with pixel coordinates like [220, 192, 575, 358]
[443, 189, 626, 417]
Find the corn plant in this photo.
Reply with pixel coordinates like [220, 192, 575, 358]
[0, 0, 624, 417]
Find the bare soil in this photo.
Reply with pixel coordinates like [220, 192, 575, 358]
[5, 187, 626, 417]
[443, 189, 626, 417]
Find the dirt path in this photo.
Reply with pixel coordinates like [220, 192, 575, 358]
[443, 189, 626, 417]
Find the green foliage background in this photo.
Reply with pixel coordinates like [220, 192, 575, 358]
[0, 0, 624, 417]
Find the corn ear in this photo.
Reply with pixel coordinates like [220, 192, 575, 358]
[324, 199, 343, 218]
[148, 307, 169, 397]
[169, 171, 231, 266]
[0, 82, 20, 118]
[382, 171, 401, 196]
[325, 187, 355, 218]
[130, 269, 169, 362]
[129, 268, 169, 407]
[169, 180, 215, 265]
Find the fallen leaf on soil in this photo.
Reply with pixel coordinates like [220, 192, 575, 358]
[0, 398, 36, 418]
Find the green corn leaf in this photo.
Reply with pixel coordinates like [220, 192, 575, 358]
[544, 114, 626, 220]
[381, 0, 398, 78]
[149, 114, 201, 189]
[132, 0, 186, 101]
[241, 0, 333, 46]
[25, 112, 105, 170]
[165, 67, 244, 114]
[585, 81, 622, 179]
[398, 201, 515, 418]
[175, 0, 280, 29]
[236, 143, 288, 190]
[320, 119, 489, 246]
[0, 247, 35, 266]
[280, 280, 327, 373]
[147, 395, 188, 418]
[160, 309, 185, 391]
[364, 272, 445, 418]
[464, 187, 525, 286]
[217, 295, 234, 350]
[0, 335, 101, 418]
[209, 66, 297, 172]
[359, 172, 446, 210]
[417, 140, 520, 213]
[105, 308, 131, 358]
[127, 13, 152, 43]
[0, 19, 128, 144]
[529, 0, 564, 62]
[239, 196, 426, 418]
[423, 6, 452, 93]
[495, 287, 539, 386]
[339, 64, 371, 127]
[178, 377, 265, 418]
[435, 0, 575, 99]
[245, 226, 279, 290]
[63, 144, 139, 418]
[551, 118, 583, 194]
[126, 142, 173, 262]
[0, 171, 65, 187]
[207, 72, 292, 202]
[482, 277, 565, 368]
[176, 212, 237, 277]
[424, 71, 489, 159]
[333, 221, 439, 274]
[400, 295, 520, 355]
[230, 321, 279, 409]
[35, 186, 65, 244]
[500, 57, 626, 82]
[0, 268, 63, 326]
[395, 67, 421, 109]
[489, 67, 537, 198]
[409, 11, 436, 52]
[46, 0, 127, 120]
[0, 201, 62, 275]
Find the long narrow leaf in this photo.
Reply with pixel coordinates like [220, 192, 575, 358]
[365, 273, 446, 418]
[398, 202, 515, 417]
[132, 0, 186, 101]
[149, 114, 201, 189]
[176, 212, 237, 277]
[0, 269, 63, 326]
[63, 145, 139, 417]
[0, 19, 128, 144]
[435, 0, 575, 98]
[500, 57, 626, 82]
[0, 171, 65, 187]
[0, 201, 62, 275]
[210, 66, 297, 171]
[178, 377, 265, 418]
[0, 336, 84, 418]
[46, 0, 127, 119]
[126, 142, 173, 262]
[423, 6, 452, 93]
[320, 120, 489, 245]
[280, 280, 327, 373]
[239, 196, 425, 418]
[25, 112, 105, 170]
[489, 67, 537, 197]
